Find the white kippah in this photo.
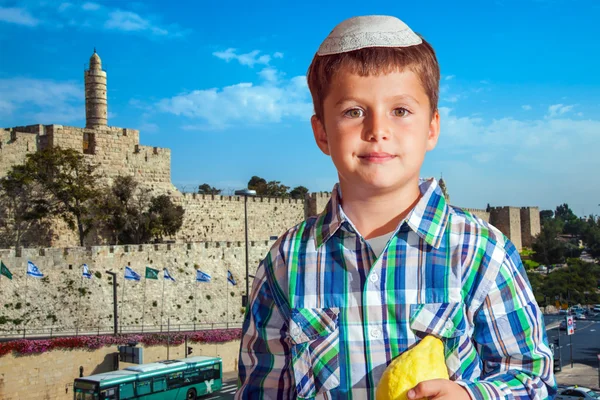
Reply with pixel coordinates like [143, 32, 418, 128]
[317, 15, 422, 56]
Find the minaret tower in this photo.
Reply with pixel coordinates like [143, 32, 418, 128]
[84, 49, 107, 128]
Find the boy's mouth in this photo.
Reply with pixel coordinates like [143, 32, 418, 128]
[358, 152, 396, 163]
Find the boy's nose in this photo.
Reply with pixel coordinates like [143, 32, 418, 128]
[363, 112, 390, 142]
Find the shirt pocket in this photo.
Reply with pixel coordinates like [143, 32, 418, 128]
[289, 307, 341, 399]
[409, 302, 467, 378]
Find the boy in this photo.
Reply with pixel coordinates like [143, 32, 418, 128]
[236, 15, 557, 399]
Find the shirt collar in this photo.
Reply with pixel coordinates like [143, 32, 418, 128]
[314, 178, 450, 249]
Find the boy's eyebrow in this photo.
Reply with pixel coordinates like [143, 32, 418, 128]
[333, 94, 421, 107]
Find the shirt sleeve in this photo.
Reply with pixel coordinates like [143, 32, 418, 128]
[235, 254, 294, 399]
[457, 241, 558, 399]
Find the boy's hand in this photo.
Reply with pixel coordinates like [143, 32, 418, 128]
[407, 379, 471, 400]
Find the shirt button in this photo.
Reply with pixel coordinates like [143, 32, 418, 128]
[371, 328, 381, 338]
[291, 327, 300, 337]
[444, 321, 454, 330]
[369, 274, 379, 283]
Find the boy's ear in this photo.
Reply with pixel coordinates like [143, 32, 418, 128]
[426, 109, 441, 151]
[311, 115, 331, 156]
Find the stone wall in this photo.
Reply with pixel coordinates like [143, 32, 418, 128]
[489, 207, 523, 250]
[520, 207, 541, 248]
[0, 129, 38, 178]
[460, 208, 490, 223]
[174, 193, 306, 243]
[0, 242, 273, 333]
[0, 339, 241, 400]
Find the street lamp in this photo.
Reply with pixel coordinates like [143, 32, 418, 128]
[235, 188, 257, 307]
[105, 270, 118, 335]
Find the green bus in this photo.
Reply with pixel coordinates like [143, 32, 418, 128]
[73, 356, 223, 400]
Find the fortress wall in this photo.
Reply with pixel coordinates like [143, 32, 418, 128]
[490, 207, 523, 251]
[0, 242, 273, 333]
[0, 129, 38, 177]
[459, 208, 491, 223]
[174, 194, 306, 243]
[520, 207, 541, 248]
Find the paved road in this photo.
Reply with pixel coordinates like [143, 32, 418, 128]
[547, 319, 600, 369]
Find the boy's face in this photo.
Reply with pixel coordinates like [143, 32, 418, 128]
[311, 68, 440, 195]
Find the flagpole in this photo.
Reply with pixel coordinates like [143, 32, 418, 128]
[226, 272, 229, 326]
[121, 278, 126, 334]
[141, 277, 147, 333]
[193, 280, 198, 329]
[76, 273, 83, 334]
[160, 274, 165, 332]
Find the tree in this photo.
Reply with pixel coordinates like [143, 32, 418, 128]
[0, 165, 51, 248]
[23, 147, 101, 246]
[148, 195, 185, 241]
[539, 210, 554, 224]
[198, 184, 221, 195]
[532, 219, 567, 266]
[555, 203, 577, 223]
[289, 186, 309, 200]
[248, 176, 267, 194]
[96, 176, 138, 245]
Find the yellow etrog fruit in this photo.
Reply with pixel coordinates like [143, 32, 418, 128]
[376, 335, 449, 400]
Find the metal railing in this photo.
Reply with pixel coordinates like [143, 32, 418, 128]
[0, 321, 243, 340]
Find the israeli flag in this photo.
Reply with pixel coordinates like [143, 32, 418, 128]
[227, 270, 237, 286]
[196, 270, 211, 283]
[164, 268, 175, 282]
[82, 264, 92, 279]
[124, 266, 141, 281]
[26, 261, 43, 278]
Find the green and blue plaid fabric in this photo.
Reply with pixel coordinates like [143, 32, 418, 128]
[237, 178, 557, 399]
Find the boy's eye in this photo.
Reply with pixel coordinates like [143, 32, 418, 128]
[393, 108, 409, 117]
[344, 109, 364, 118]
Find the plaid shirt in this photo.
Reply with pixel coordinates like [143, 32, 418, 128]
[236, 178, 557, 399]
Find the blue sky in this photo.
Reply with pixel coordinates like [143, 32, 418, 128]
[1, 0, 599, 215]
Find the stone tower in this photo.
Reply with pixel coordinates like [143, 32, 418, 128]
[84, 49, 107, 128]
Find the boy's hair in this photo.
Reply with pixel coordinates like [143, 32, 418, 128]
[306, 39, 440, 122]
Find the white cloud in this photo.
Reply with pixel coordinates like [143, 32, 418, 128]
[442, 95, 460, 103]
[444, 75, 455, 81]
[82, 2, 101, 11]
[522, 105, 532, 111]
[138, 122, 159, 133]
[105, 10, 168, 35]
[0, 78, 83, 124]
[0, 7, 39, 26]
[273, 52, 284, 59]
[577, 112, 584, 117]
[156, 73, 312, 130]
[259, 67, 279, 83]
[547, 103, 575, 118]
[0, 3, 185, 38]
[212, 48, 274, 67]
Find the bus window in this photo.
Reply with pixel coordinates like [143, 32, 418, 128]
[100, 388, 117, 400]
[152, 378, 166, 392]
[136, 380, 152, 396]
[184, 369, 201, 384]
[119, 383, 135, 399]
[166, 371, 184, 389]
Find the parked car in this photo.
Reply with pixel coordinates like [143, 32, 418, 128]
[575, 313, 587, 320]
[593, 304, 600, 312]
[556, 386, 600, 399]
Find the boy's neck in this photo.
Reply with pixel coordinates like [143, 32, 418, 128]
[338, 180, 422, 240]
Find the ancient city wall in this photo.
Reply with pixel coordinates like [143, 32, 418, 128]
[0, 339, 241, 400]
[0, 242, 273, 334]
[520, 207, 541, 248]
[460, 208, 490, 223]
[0, 129, 38, 177]
[174, 193, 306, 243]
[489, 207, 523, 250]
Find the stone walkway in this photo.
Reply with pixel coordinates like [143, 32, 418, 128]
[556, 363, 600, 390]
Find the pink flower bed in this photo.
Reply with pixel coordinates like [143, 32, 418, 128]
[0, 328, 242, 357]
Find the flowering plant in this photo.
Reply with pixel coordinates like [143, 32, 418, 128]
[0, 328, 242, 357]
